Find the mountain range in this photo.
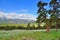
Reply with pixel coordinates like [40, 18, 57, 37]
[0, 17, 35, 24]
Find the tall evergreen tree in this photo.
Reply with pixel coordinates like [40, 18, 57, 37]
[36, 1, 51, 32]
[49, 0, 60, 31]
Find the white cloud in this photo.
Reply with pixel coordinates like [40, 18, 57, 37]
[18, 9, 28, 12]
[0, 11, 37, 21]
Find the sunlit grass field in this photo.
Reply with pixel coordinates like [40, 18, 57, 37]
[0, 24, 27, 27]
[0, 29, 60, 40]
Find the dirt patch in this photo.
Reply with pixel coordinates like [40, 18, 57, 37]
[22, 36, 35, 40]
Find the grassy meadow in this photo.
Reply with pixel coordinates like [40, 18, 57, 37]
[0, 29, 60, 40]
[0, 24, 27, 27]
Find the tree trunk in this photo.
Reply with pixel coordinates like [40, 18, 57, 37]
[55, 24, 58, 32]
[46, 23, 50, 32]
[46, 25, 50, 32]
[56, 26, 58, 32]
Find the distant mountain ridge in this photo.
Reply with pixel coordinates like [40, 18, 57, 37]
[0, 17, 35, 24]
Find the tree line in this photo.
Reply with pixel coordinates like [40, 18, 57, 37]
[0, 23, 60, 30]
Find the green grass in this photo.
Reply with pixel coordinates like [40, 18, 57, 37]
[0, 29, 60, 40]
[0, 24, 27, 27]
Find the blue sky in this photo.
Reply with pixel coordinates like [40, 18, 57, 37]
[0, 0, 50, 20]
